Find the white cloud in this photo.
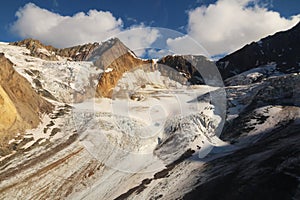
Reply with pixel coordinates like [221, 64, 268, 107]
[10, 3, 160, 52]
[11, 3, 122, 47]
[146, 49, 172, 59]
[117, 26, 161, 57]
[172, 0, 300, 55]
[166, 35, 209, 57]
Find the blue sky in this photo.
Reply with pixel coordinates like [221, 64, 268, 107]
[1, 0, 299, 57]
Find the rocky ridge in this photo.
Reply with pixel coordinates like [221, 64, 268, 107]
[217, 21, 300, 81]
[11, 38, 100, 61]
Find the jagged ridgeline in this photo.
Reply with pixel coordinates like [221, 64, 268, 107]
[217, 21, 300, 80]
[10, 38, 100, 61]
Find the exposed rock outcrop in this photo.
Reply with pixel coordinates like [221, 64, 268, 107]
[96, 52, 151, 98]
[158, 55, 223, 86]
[217, 22, 300, 80]
[184, 118, 300, 200]
[0, 53, 53, 154]
[86, 38, 151, 98]
[55, 42, 99, 61]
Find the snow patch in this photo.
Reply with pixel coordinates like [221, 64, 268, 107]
[104, 67, 113, 73]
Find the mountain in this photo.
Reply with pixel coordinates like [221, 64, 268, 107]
[111, 23, 300, 200]
[0, 22, 300, 200]
[217, 22, 300, 81]
[86, 38, 151, 98]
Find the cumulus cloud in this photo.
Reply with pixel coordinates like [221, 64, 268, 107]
[10, 3, 159, 53]
[117, 26, 161, 57]
[166, 35, 209, 57]
[145, 49, 172, 59]
[11, 3, 122, 47]
[172, 0, 300, 56]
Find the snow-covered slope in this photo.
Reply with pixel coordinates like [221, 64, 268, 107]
[0, 40, 229, 199]
[111, 74, 300, 200]
[0, 42, 101, 103]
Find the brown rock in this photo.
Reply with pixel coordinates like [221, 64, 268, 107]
[0, 53, 53, 154]
[96, 52, 151, 98]
[10, 38, 100, 61]
[86, 38, 151, 98]
[10, 38, 58, 61]
[55, 42, 100, 61]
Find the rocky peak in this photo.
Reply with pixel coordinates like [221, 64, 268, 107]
[88, 38, 151, 98]
[217, 21, 300, 80]
[86, 37, 132, 68]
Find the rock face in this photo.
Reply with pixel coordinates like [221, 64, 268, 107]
[55, 42, 99, 61]
[10, 38, 99, 61]
[158, 55, 223, 86]
[87, 38, 151, 98]
[0, 53, 53, 154]
[96, 52, 151, 98]
[158, 55, 204, 84]
[217, 22, 300, 80]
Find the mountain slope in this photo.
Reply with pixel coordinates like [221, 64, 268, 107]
[0, 53, 53, 155]
[158, 55, 223, 86]
[184, 117, 300, 200]
[217, 22, 300, 80]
